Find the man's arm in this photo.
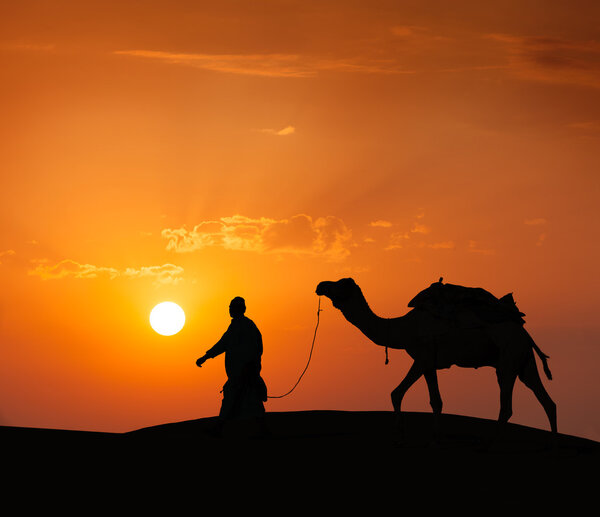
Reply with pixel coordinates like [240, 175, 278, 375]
[196, 327, 231, 367]
[195, 354, 209, 367]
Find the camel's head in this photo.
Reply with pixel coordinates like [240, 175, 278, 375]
[316, 278, 360, 309]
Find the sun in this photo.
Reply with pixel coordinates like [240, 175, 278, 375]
[150, 302, 186, 336]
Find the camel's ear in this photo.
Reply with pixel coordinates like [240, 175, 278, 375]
[339, 277, 356, 286]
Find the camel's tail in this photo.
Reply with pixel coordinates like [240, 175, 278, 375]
[530, 337, 552, 380]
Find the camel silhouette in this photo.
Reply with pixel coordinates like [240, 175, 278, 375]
[316, 277, 557, 445]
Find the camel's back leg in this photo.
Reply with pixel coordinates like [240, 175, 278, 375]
[391, 361, 423, 443]
[493, 369, 517, 445]
[424, 369, 443, 441]
[518, 352, 557, 435]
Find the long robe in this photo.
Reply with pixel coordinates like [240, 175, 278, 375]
[204, 316, 268, 420]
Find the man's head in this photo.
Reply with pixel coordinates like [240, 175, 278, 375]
[229, 296, 246, 318]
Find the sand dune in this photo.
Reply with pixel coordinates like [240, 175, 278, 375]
[2, 410, 596, 505]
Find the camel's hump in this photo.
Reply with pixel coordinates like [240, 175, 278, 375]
[408, 281, 526, 326]
[408, 281, 499, 308]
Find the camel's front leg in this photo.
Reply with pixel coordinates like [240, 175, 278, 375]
[480, 369, 517, 451]
[391, 361, 423, 444]
[424, 369, 443, 443]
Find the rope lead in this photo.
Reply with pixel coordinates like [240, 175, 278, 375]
[267, 296, 322, 399]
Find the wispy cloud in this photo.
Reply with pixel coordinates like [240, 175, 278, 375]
[390, 25, 453, 47]
[567, 121, 600, 131]
[114, 50, 315, 77]
[385, 235, 455, 251]
[566, 120, 600, 139]
[382, 213, 436, 250]
[0, 249, 16, 264]
[411, 222, 431, 234]
[391, 25, 429, 38]
[524, 218, 547, 246]
[487, 34, 600, 88]
[256, 125, 296, 136]
[468, 240, 495, 255]
[29, 259, 119, 280]
[29, 260, 183, 285]
[113, 50, 416, 77]
[369, 220, 393, 228]
[162, 214, 353, 261]
[0, 41, 55, 52]
[428, 241, 455, 249]
[536, 233, 547, 247]
[524, 217, 547, 226]
[384, 232, 410, 250]
[121, 264, 185, 285]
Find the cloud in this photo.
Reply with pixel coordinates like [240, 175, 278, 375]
[468, 241, 495, 255]
[567, 121, 600, 132]
[29, 260, 184, 284]
[536, 233, 547, 247]
[114, 50, 316, 77]
[257, 125, 296, 136]
[390, 25, 453, 48]
[122, 264, 184, 285]
[114, 50, 416, 77]
[0, 41, 55, 52]
[369, 220, 393, 228]
[385, 235, 455, 251]
[162, 214, 353, 261]
[487, 34, 600, 88]
[385, 232, 410, 250]
[410, 223, 431, 234]
[391, 26, 428, 38]
[381, 213, 456, 251]
[276, 126, 295, 135]
[524, 217, 547, 226]
[0, 249, 16, 264]
[428, 241, 455, 249]
[523, 217, 547, 246]
[523, 218, 547, 246]
[29, 259, 120, 280]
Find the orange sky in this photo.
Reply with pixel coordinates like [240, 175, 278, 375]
[1, 1, 599, 440]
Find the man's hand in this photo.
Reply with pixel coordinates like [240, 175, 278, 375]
[196, 355, 208, 368]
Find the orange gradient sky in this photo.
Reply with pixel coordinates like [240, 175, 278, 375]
[1, 1, 599, 439]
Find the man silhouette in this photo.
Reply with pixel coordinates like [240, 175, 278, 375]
[196, 297, 269, 437]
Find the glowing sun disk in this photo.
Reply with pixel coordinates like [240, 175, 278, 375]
[150, 302, 185, 336]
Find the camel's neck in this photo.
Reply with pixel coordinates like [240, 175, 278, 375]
[338, 291, 406, 349]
